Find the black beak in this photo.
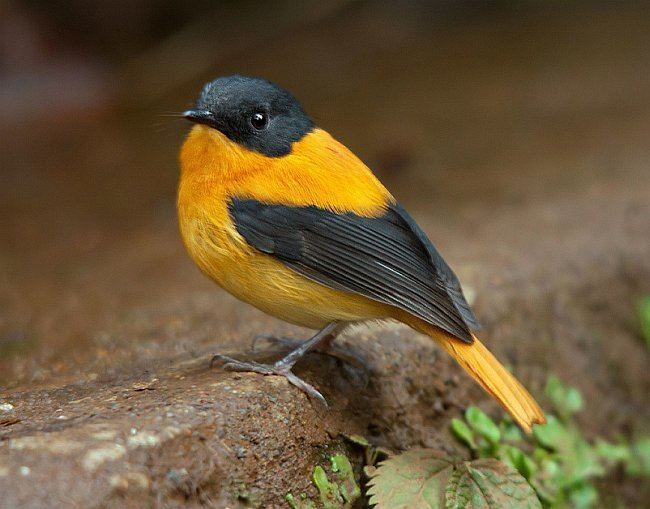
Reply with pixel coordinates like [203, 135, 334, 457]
[183, 109, 216, 127]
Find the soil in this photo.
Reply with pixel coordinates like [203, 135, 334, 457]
[1, 4, 649, 508]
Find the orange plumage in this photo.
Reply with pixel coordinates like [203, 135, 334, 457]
[179, 126, 394, 328]
[178, 76, 545, 431]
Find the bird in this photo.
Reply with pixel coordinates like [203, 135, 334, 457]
[178, 75, 545, 432]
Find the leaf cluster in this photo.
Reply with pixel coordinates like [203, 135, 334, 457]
[286, 376, 649, 509]
[451, 376, 650, 508]
[286, 454, 361, 509]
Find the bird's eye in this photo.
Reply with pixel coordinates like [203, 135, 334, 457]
[250, 112, 268, 130]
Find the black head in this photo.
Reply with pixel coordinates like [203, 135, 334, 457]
[184, 75, 313, 157]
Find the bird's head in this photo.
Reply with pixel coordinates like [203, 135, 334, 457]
[183, 75, 313, 158]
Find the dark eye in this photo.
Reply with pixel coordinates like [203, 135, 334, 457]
[250, 111, 268, 130]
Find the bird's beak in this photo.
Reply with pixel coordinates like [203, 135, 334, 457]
[183, 109, 216, 126]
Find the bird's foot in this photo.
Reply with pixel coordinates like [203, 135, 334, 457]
[252, 333, 367, 371]
[210, 353, 328, 406]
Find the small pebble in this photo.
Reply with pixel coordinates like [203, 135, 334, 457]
[166, 468, 189, 485]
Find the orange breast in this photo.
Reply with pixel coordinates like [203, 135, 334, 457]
[177, 125, 396, 328]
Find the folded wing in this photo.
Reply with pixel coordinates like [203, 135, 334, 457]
[229, 198, 479, 343]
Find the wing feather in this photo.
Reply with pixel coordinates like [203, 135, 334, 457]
[229, 198, 478, 342]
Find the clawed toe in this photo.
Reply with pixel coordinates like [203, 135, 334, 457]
[209, 353, 328, 405]
[283, 371, 328, 407]
[222, 361, 268, 373]
[210, 353, 237, 368]
[211, 355, 273, 374]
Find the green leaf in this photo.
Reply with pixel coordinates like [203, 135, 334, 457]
[533, 416, 603, 486]
[595, 440, 631, 465]
[286, 493, 298, 509]
[529, 478, 557, 506]
[564, 387, 584, 415]
[539, 456, 561, 479]
[500, 418, 523, 443]
[568, 482, 599, 509]
[544, 376, 582, 419]
[532, 416, 566, 450]
[451, 418, 477, 449]
[330, 454, 361, 504]
[341, 433, 392, 466]
[367, 449, 541, 509]
[286, 493, 317, 509]
[532, 447, 551, 462]
[341, 433, 369, 447]
[371, 446, 393, 465]
[626, 437, 650, 476]
[312, 466, 343, 509]
[569, 437, 605, 483]
[501, 446, 537, 480]
[638, 296, 650, 348]
[544, 376, 564, 404]
[465, 407, 501, 445]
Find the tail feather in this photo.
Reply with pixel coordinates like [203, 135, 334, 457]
[415, 323, 546, 432]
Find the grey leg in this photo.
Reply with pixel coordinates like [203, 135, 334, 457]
[252, 330, 366, 370]
[211, 323, 343, 405]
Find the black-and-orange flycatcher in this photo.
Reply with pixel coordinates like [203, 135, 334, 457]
[179, 75, 545, 431]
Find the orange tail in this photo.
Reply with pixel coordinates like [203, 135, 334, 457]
[413, 322, 545, 432]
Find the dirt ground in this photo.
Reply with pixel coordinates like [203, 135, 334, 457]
[1, 4, 649, 508]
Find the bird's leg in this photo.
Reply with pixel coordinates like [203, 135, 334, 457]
[252, 325, 365, 370]
[211, 322, 344, 405]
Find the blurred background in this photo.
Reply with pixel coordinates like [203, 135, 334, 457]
[1, 1, 649, 504]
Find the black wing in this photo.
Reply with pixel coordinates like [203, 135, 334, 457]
[229, 198, 479, 343]
[390, 203, 481, 330]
